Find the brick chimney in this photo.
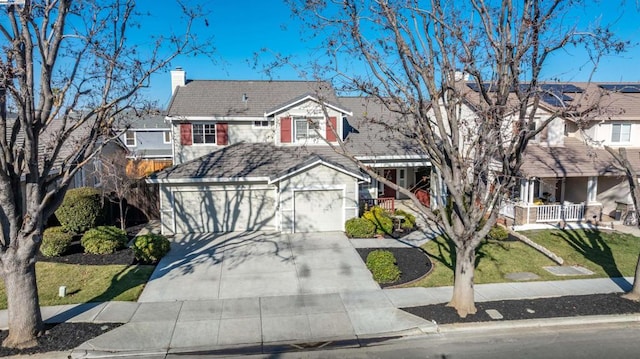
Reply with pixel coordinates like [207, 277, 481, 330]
[170, 67, 186, 95]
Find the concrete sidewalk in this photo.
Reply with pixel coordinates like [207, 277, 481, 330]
[0, 276, 633, 358]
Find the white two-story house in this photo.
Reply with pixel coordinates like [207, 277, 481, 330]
[149, 68, 377, 234]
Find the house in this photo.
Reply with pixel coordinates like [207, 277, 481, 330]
[456, 82, 640, 226]
[114, 112, 173, 178]
[149, 68, 377, 234]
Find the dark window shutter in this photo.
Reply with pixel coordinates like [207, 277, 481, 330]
[326, 117, 337, 142]
[216, 123, 228, 145]
[180, 123, 192, 146]
[281, 117, 292, 143]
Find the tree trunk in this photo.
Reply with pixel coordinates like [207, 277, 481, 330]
[447, 243, 477, 317]
[1, 255, 43, 348]
[622, 253, 640, 301]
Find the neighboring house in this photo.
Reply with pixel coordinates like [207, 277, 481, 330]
[456, 82, 640, 226]
[115, 112, 173, 178]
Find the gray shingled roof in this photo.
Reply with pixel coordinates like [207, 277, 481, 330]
[149, 142, 363, 181]
[167, 80, 341, 117]
[519, 137, 631, 177]
[114, 113, 168, 129]
[340, 96, 426, 158]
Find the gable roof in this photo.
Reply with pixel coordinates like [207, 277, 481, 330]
[147, 142, 365, 183]
[113, 112, 168, 130]
[166, 80, 343, 118]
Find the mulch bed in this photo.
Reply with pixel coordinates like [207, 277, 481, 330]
[356, 247, 432, 288]
[0, 322, 122, 357]
[36, 239, 136, 265]
[403, 293, 640, 324]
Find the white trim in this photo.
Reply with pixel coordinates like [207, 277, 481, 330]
[268, 159, 368, 184]
[356, 154, 429, 161]
[147, 176, 271, 184]
[126, 154, 172, 159]
[124, 127, 170, 132]
[163, 130, 172, 144]
[165, 115, 266, 122]
[365, 161, 431, 168]
[265, 95, 353, 117]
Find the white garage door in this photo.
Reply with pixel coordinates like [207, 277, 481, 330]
[294, 190, 343, 232]
[173, 189, 275, 233]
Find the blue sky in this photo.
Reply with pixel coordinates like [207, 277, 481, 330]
[135, 1, 640, 107]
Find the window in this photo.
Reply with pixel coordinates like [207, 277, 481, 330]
[611, 123, 631, 143]
[294, 117, 320, 142]
[192, 123, 216, 144]
[125, 131, 136, 147]
[253, 120, 270, 128]
[163, 131, 172, 144]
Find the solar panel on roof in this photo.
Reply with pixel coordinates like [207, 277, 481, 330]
[598, 84, 640, 93]
[540, 84, 583, 93]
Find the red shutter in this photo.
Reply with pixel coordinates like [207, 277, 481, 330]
[180, 123, 192, 146]
[281, 117, 292, 143]
[216, 123, 228, 145]
[326, 116, 337, 142]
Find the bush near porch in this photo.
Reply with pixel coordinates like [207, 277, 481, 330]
[408, 229, 640, 288]
[346, 206, 418, 238]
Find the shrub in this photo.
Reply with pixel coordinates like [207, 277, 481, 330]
[362, 206, 394, 235]
[55, 187, 104, 233]
[81, 226, 128, 254]
[394, 209, 416, 229]
[487, 224, 509, 241]
[366, 249, 401, 283]
[345, 217, 376, 238]
[40, 226, 73, 257]
[133, 233, 171, 263]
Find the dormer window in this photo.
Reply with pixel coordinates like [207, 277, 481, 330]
[294, 117, 321, 142]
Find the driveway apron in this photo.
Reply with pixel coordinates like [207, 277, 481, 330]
[138, 231, 379, 302]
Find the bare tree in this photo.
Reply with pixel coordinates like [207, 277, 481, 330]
[604, 147, 640, 301]
[0, 0, 211, 348]
[288, 0, 626, 317]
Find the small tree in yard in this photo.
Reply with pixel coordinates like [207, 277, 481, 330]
[289, 0, 626, 317]
[0, 0, 211, 348]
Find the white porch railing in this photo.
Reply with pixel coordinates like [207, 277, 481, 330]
[536, 204, 585, 223]
[499, 199, 516, 219]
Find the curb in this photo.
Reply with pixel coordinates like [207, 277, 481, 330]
[436, 313, 640, 333]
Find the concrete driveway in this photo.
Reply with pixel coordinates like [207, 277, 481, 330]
[138, 232, 380, 302]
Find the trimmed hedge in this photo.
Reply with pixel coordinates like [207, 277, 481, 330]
[55, 187, 104, 233]
[345, 217, 376, 238]
[362, 206, 394, 235]
[81, 226, 128, 254]
[394, 209, 416, 229]
[40, 226, 73, 257]
[366, 249, 401, 283]
[132, 233, 171, 263]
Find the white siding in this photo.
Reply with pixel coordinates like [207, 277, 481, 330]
[278, 164, 359, 232]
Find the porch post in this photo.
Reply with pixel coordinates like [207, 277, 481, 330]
[520, 179, 529, 203]
[587, 176, 598, 204]
[560, 178, 566, 203]
[528, 179, 536, 204]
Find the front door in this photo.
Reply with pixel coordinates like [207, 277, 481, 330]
[382, 169, 396, 198]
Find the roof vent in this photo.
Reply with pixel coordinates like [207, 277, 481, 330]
[242, 93, 248, 102]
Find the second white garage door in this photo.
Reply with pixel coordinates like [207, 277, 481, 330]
[173, 189, 275, 233]
[294, 190, 344, 232]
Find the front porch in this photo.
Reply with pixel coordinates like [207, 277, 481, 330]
[499, 175, 623, 226]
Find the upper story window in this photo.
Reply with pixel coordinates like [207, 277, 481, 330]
[163, 131, 172, 144]
[611, 123, 631, 143]
[125, 131, 136, 147]
[253, 120, 270, 128]
[294, 117, 321, 142]
[193, 123, 216, 144]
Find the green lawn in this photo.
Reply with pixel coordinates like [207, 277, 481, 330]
[408, 228, 640, 288]
[0, 263, 155, 309]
